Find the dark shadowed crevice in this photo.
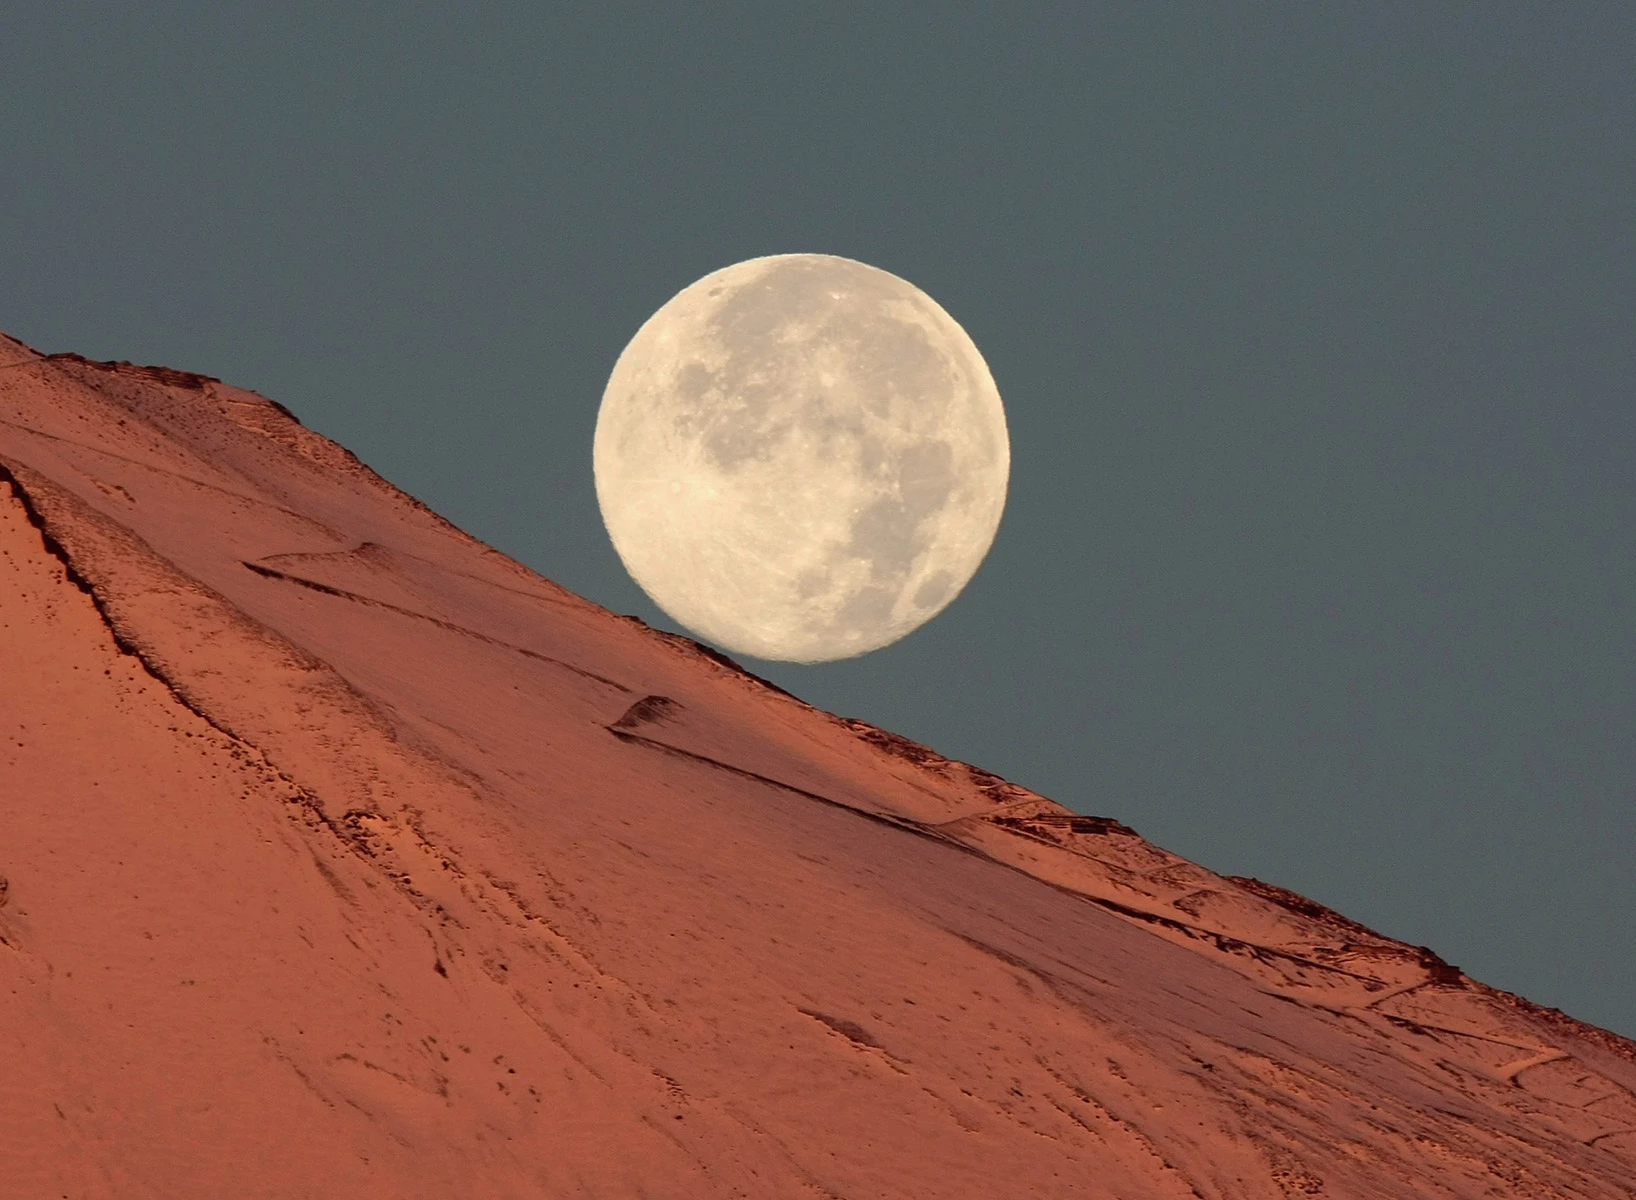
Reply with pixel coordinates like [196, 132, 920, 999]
[0, 460, 376, 864]
[1, 461, 160, 669]
[797, 1008, 881, 1049]
[240, 559, 631, 691]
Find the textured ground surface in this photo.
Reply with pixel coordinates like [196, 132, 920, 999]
[2, 331, 1634, 1198]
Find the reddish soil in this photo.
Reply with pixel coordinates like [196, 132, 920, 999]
[3, 332, 1634, 1197]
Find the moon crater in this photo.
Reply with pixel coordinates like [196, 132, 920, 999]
[595, 253, 1009, 663]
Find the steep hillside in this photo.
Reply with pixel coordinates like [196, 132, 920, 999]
[2, 333, 1633, 1197]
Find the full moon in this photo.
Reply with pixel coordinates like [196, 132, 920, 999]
[594, 253, 1009, 663]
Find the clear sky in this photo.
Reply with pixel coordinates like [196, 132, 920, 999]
[3, 4, 1631, 1035]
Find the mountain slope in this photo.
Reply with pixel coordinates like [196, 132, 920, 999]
[2, 333, 1633, 1198]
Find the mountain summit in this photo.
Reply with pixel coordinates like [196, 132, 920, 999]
[2, 333, 1633, 1198]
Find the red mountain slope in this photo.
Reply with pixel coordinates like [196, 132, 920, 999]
[2, 332, 1633, 1198]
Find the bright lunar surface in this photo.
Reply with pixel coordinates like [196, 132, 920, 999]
[594, 254, 1010, 663]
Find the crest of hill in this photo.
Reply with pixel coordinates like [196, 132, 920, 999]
[2, 330, 1634, 1198]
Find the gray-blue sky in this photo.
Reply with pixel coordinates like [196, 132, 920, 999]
[3, 3, 1632, 1034]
